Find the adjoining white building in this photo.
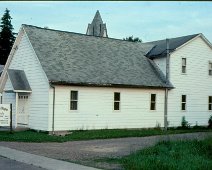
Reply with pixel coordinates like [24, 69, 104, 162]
[0, 11, 211, 132]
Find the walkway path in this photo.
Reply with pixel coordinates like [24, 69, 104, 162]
[0, 146, 99, 170]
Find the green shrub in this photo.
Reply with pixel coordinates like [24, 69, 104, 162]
[181, 116, 190, 129]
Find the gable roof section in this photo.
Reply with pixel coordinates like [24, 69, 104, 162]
[7, 69, 31, 92]
[23, 24, 172, 89]
[145, 34, 200, 59]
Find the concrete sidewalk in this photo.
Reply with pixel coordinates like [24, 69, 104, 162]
[0, 146, 100, 170]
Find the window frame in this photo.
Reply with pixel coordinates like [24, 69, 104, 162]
[70, 90, 78, 111]
[181, 95, 187, 111]
[182, 58, 186, 74]
[113, 92, 121, 111]
[208, 62, 212, 76]
[208, 96, 212, 111]
[150, 93, 156, 110]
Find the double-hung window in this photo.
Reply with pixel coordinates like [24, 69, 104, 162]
[209, 96, 212, 111]
[182, 58, 186, 73]
[114, 92, 120, 110]
[150, 94, 156, 110]
[70, 91, 78, 110]
[209, 62, 212, 75]
[181, 95, 186, 111]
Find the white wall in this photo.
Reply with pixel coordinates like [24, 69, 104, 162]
[4, 31, 50, 131]
[153, 56, 166, 75]
[168, 36, 212, 126]
[2, 76, 16, 127]
[49, 86, 165, 131]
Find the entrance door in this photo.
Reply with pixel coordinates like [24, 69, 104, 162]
[17, 95, 29, 126]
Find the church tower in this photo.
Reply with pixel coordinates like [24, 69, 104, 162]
[86, 10, 108, 37]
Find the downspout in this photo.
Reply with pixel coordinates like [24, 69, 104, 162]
[50, 84, 55, 135]
[164, 39, 170, 131]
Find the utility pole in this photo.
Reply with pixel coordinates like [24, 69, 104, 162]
[164, 39, 170, 131]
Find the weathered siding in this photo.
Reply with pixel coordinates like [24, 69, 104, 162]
[168, 36, 212, 126]
[6, 32, 49, 131]
[49, 86, 165, 131]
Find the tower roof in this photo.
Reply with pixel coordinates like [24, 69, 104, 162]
[86, 10, 108, 37]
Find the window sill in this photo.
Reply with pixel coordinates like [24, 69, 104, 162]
[69, 110, 79, 113]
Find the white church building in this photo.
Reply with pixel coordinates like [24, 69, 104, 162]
[0, 11, 212, 132]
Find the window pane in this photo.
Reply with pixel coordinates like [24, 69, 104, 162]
[209, 104, 212, 110]
[150, 102, 155, 110]
[210, 63, 212, 69]
[114, 102, 120, 110]
[209, 70, 212, 75]
[182, 58, 186, 65]
[182, 95, 186, 102]
[182, 66, 186, 73]
[209, 96, 212, 103]
[71, 91, 78, 100]
[114, 92, 120, 101]
[71, 101, 77, 110]
[151, 94, 156, 102]
[182, 103, 186, 110]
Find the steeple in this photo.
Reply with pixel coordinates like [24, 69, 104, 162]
[86, 10, 108, 37]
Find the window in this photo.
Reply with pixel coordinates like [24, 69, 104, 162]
[209, 62, 212, 75]
[18, 95, 28, 99]
[209, 96, 212, 110]
[182, 58, 186, 73]
[70, 91, 78, 110]
[150, 94, 156, 110]
[181, 95, 186, 111]
[114, 92, 120, 110]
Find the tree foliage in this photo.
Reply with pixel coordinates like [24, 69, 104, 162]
[123, 35, 142, 42]
[0, 8, 15, 65]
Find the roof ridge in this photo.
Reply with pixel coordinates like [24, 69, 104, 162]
[22, 24, 142, 45]
[144, 33, 201, 44]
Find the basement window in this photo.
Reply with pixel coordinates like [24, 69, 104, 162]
[209, 96, 212, 111]
[114, 92, 120, 110]
[209, 62, 212, 75]
[181, 95, 186, 111]
[182, 58, 186, 73]
[70, 91, 78, 110]
[150, 94, 156, 110]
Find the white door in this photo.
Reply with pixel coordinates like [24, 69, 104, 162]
[17, 95, 29, 126]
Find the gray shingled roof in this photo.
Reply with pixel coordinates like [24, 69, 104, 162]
[7, 69, 31, 91]
[145, 34, 199, 58]
[0, 65, 4, 76]
[23, 24, 172, 88]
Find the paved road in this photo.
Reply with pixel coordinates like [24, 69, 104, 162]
[0, 156, 46, 170]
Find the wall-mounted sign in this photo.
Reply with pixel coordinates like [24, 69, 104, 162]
[0, 104, 11, 126]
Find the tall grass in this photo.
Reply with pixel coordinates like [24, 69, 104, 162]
[120, 137, 212, 170]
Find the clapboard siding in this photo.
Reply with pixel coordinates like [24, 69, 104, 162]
[48, 86, 165, 131]
[153, 57, 166, 75]
[7, 32, 49, 131]
[2, 76, 16, 127]
[168, 36, 212, 126]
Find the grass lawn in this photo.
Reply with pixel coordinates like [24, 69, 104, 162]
[0, 127, 211, 142]
[117, 137, 212, 170]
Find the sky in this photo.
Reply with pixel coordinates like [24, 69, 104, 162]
[0, 1, 212, 42]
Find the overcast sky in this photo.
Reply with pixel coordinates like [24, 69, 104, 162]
[0, 1, 212, 42]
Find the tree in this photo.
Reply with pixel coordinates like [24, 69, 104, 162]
[123, 35, 142, 42]
[0, 8, 15, 65]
